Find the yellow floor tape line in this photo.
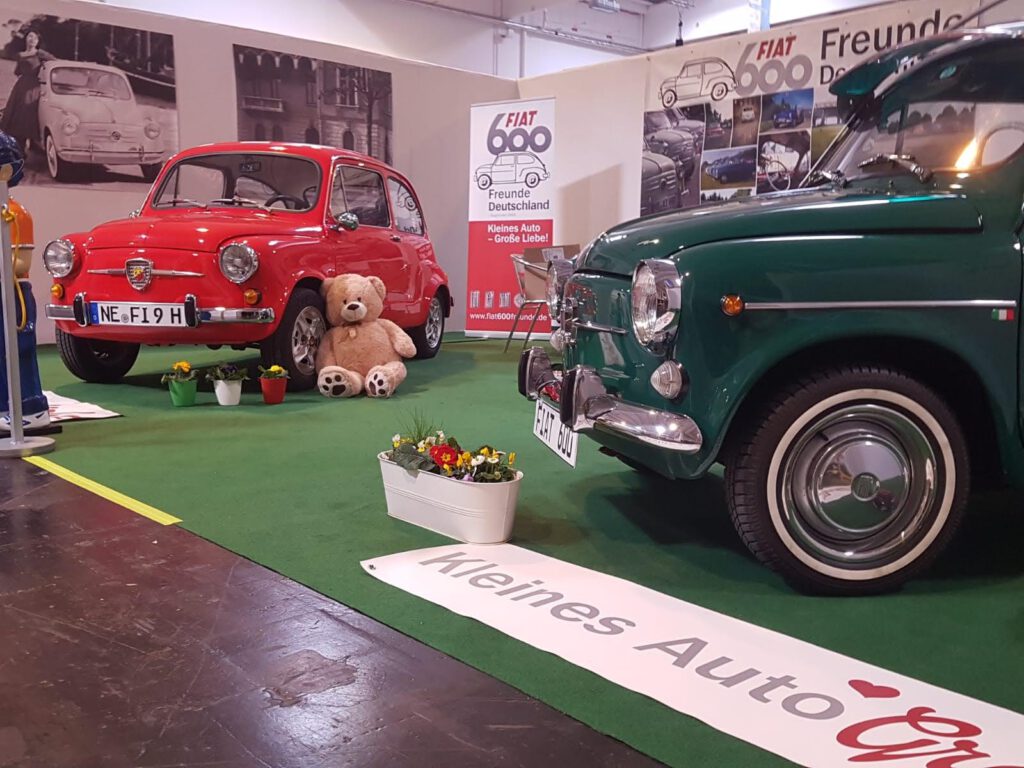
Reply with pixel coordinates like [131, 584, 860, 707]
[23, 456, 182, 526]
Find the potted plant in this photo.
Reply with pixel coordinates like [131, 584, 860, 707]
[161, 360, 198, 407]
[258, 365, 289, 405]
[378, 420, 522, 543]
[206, 362, 249, 406]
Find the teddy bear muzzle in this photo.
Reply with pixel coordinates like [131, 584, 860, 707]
[341, 302, 367, 323]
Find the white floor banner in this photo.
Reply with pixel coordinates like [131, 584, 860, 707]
[363, 544, 1024, 767]
[44, 392, 121, 422]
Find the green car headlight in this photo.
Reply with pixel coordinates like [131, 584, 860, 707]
[545, 258, 574, 315]
[631, 259, 682, 348]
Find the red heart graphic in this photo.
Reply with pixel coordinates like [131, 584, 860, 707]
[849, 679, 901, 699]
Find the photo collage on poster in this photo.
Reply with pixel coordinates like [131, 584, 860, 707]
[642, 69, 836, 216]
[0, 8, 177, 189]
[233, 45, 393, 165]
[638, 0, 975, 217]
[0, 6, 397, 191]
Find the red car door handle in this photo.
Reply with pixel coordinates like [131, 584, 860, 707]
[390, 234, 401, 242]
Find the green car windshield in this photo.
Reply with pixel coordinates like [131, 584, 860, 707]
[817, 41, 1024, 182]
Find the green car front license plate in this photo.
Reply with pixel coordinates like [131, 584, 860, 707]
[533, 398, 577, 467]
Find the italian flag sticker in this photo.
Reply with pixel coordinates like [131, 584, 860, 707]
[993, 308, 1015, 321]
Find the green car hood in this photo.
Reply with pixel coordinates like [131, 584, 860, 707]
[581, 189, 983, 276]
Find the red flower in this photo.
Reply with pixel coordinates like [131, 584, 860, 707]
[430, 444, 459, 467]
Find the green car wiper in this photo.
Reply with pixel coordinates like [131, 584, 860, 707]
[805, 169, 848, 188]
[857, 153, 933, 183]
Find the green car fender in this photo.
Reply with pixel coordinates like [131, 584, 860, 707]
[670, 233, 1022, 482]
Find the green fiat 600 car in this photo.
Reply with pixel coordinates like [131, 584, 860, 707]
[521, 31, 1024, 595]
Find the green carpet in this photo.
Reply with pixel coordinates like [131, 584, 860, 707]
[32, 339, 1024, 767]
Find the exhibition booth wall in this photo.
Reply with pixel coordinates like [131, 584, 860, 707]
[82, 0, 630, 79]
[16, 0, 518, 343]
[17, 0, 1024, 344]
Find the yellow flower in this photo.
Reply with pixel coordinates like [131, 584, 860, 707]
[480, 447, 490, 457]
[269, 365, 285, 374]
[173, 361, 191, 373]
[509, 452, 516, 465]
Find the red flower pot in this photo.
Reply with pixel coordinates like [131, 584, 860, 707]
[260, 377, 287, 405]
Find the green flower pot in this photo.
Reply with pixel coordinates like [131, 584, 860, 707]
[168, 379, 198, 407]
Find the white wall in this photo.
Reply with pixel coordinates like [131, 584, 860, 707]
[517, 55, 647, 248]
[521, 32, 631, 77]
[20, 0, 517, 342]
[74, 0, 628, 78]
[643, 0, 750, 50]
[641, 0, 952, 51]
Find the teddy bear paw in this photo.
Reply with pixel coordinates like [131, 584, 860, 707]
[366, 371, 393, 398]
[318, 367, 356, 398]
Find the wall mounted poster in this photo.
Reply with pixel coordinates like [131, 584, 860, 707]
[466, 97, 556, 337]
[233, 45, 393, 165]
[0, 9, 177, 189]
[640, 0, 974, 216]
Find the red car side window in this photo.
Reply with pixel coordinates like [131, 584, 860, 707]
[387, 177, 424, 236]
[338, 166, 390, 228]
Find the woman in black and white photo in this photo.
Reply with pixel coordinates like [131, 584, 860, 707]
[0, 30, 55, 153]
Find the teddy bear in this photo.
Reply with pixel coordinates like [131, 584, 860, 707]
[315, 274, 417, 398]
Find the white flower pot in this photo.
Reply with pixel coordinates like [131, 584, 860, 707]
[378, 452, 522, 544]
[213, 379, 243, 406]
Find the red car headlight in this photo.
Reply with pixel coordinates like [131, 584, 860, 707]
[43, 239, 75, 278]
[218, 243, 259, 284]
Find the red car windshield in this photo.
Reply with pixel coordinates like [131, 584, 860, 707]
[152, 153, 322, 212]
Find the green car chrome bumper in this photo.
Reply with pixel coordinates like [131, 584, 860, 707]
[518, 347, 702, 453]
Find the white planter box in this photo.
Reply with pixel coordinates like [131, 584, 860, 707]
[378, 452, 522, 544]
[213, 380, 243, 406]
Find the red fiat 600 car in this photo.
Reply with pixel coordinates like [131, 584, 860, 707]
[43, 142, 451, 390]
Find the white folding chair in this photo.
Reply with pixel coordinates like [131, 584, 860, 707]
[504, 254, 549, 352]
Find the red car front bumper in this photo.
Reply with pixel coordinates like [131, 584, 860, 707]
[46, 294, 276, 346]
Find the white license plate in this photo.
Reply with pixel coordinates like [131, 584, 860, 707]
[533, 398, 578, 467]
[89, 302, 187, 327]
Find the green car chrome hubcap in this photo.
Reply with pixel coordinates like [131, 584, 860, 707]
[779, 404, 938, 571]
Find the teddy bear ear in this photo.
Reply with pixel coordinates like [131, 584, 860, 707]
[368, 276, 386, 300]
[319, 277, 335, 298]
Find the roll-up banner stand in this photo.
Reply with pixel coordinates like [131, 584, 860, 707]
[466, 97, 557, 338]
